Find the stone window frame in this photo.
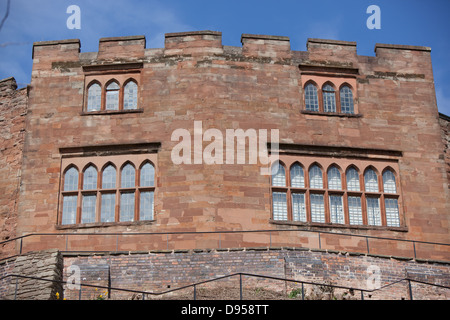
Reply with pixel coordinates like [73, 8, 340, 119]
[82, 63, 142, 115]
[57, 151, 158, 229]
[269, 155, 405, 231]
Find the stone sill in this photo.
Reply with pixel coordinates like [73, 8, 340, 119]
[301, 110, 363, 118]
[269, 219, 408, 232]
[80, 108, 144, 116]
[55, 219, 156, 230]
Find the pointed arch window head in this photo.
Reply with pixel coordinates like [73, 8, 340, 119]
[106, 81, 120, 110]
[140, 162, 155, 187]
[64, 167, 79, 191]
[304, 83, 319, 111]
[124, 81, 138, 110]
[383, 170, 397, 194]
[322, 84, 336, 112]
[327, 166, 342, 190]
[83, 166, 98, 190]
[340, 85, 354, 114]
[271, 162, 286, 187]
[290, 163, 305, 188]
[121, 163, 136, 188]
[309, 165, 323, 189]
[87, 83, 101, 112]
[364, 169, 379, 192]
[346, 167, 360, 191]
[102, 165, 116, 189]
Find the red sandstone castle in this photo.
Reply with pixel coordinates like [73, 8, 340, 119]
[1, 31, 449, 261]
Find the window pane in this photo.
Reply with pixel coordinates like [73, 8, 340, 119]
[83, 166, 97, 190]
[340, 86, 354, 114]
[323, 84, 336, 112]
[346, 168, 360, 191]
[81, 194, 96, 224]
[124, 81, 138, 110]
[87, 83, 101, 112]
[121, 164, 135, 188]
[62, 195, 77, 225]
[271, 163, 286, 187]
[106, 82, 119, 110]
[367, 197, 381, 226]
[327, 166, 341, 190]
[101, 193, 116, 223]
[140, 191, 154, 221]
[329, 195, 344, 224]
[383, 170, 397, 194]
[290, 163, 304, 188]
[292, 193, 306, 222]
[102, 165, 116, 189]
[348, 196, 363, 225]
[385, 198, 400, 227]
[364, 169, 379, 192]
[120, 192, 135, 222]
[309, 165, 323, 189]
[64, 167, 79, 191]
[272, 192, 287, 220]
[140, 163, 155, 187]
[310, 194, 325, 223]
[305, 84, 319, 111]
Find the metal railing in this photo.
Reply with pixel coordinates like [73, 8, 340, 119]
[1, 272, 449, 300]
[1, 228, 449, 262]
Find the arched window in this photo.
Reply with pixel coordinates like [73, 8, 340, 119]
[340, 85, 354, 114]
[383, 170, 397, 194]
[121, 163, 135, 188]
[83, 165, 97, 190]
[105, 81, 120, 110]
[140, 162, 155, 187]
[364, 168, 379, 192]
[346, 167, 360, 191]
[271, 162, 286, 187]
[102, 165, 116, 189]
[327, 166, 341, 190]
[87, 83, 101, 112]
[64, 167, 79, 191]
[304, 83, 319, 111]
[309, 165, 323, 189]
[123, 81, 138, 110]
[322, 84, 336, 112]
[290, 163, 304, 188]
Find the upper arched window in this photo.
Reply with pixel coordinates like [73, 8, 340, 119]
[123, 80, 138, 110]
[364, 168, 379, 192]
[87, 83, 101, 112]
[327, 166, 342, 190]
[271, 162, 286, 187]
[140, 162, 155, 187]
[340, 85, 354, 114]
[346, 167, 360, 191]
[105, 81, 120, 110]
[304, 83, 319, 111]
[64, 167, 79, 191]
[121, 163, 136, 188]
[322, 84, 336, 112]
[102, 164, 116, 189]
[290, 163, 305, 188]
[383, 169, 397, 194]
[83, 165, 98, 190]
[309, 165, 323, 189]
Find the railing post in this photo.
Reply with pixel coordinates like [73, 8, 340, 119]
[116, 235, 119, 252]
[318, 232, 321, 249]
[269, 231, 272, 248]
[408, 279, 413, 300]
[361, 290, 364, 300]
[194, 284, 197, 300]
[301, 282, 304, 300]
[413, 241, 417, 259]
[166, 234, 169, 250]
[219, 233, 221, 249]
[239, 274, 243, 300]
[366, 237, 370, 254]
[19, 238, 23, 255]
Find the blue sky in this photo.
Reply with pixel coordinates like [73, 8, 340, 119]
[1, 0, 449, 115]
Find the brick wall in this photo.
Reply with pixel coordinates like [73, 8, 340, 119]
[0, 77, 27, 257]
[63, 248, 449, 300]
[439, 113, 450, 185]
